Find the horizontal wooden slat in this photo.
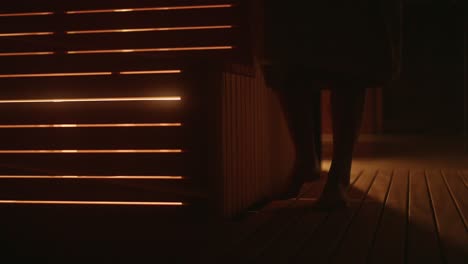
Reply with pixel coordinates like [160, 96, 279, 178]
[0, 53, 235, 74]
[0, 153, 187, 175]
[65, 29, 238, 50]
[65, 10, 238, 31]
[0, 16, 57, 32]
[1, 0, 238, 13]
[0, 8, 239, 32]
[0, 35, 54, 52]
[0, 49, 241, 64]
[0, 178, 196, 201]
[0, 74, 185, 99]
[0, 29, 238, 52]
[0, 127, 185, 149]
[0, 101, 182, 124]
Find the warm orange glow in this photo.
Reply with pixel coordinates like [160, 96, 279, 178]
[66, 25, 233, 34]
[0, 149, 182, 153]
[0, 12, 53, 17]
[119, 70, 181, 75]
[0, 70, 181, 78]
[0, 96, 181, 104]
[0, 123, 182, 128]
[0, 175, 183, 180]
[0, 52, 54, 56]
[0, 200, 184, 206]
[0, 32, 54, 37]
[67, 46, 233, 54]
[0, 72, 111, 78]
[66, 4, 233, 14]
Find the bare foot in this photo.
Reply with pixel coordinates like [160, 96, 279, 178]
[276, 162, 320, 200]
[312, 195, 348, 211]
[312, 181, 349, 210]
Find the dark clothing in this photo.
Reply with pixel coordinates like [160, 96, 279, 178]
[264, 0, 401, 89]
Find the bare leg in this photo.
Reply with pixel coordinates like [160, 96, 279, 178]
[275, 76, 321, 199]
[278, 89, 321, 174]
[316, 82, 366, 208]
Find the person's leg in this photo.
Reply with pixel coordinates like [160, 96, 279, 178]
[275, 71, 321, 199]
[317, 81, 366, 207]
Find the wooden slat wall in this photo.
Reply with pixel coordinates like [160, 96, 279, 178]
[221, 63, 295, 217]
[0, 0, 298, 217]
[0, 0, 247, 207]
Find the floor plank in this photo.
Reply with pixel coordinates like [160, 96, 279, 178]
[407, 170, 443, 264]
[4, 166, 467, 263]
[250, 200, 327, 263]
[443, 170, 468, 230]
[329, 169, 392, 264]
[461, 170, 468, 188]
[218, 200, 307, 263]
[247, 170, 363, 262]
[368, 169, 409, 264]
[210, 199, 297, 262]
[293, 169, 377, 264]
[299, 169, 363, 200]
[427, 170, 468, 264]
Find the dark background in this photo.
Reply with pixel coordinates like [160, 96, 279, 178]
[383, 0, 466, 135]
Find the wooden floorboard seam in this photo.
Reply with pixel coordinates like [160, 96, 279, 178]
[216, 201, 297, 261]
[244, 171, 365, 263]
[247, 206, 313, 261]
[275, 170, 369, 263]
[424, 170, 447, 264]
[323, 170, 379, 264]
[442, 170, 468, 231]
[329, 169, 393, 264]
[407, 170, 443, 264]
[427, 170, 468, 263]
[404, 169, 411, 264]
[253, 210, 330, 263]
[245, 207, 323, 263]
[215, 168, 467, 264]
[461, 171, 468, 189]
[370, 169, 409, 264]
[366, 169, 395, 264]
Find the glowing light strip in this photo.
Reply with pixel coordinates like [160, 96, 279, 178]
[0, 12, 53, 17]
[0, 72, 111, 78]
[0, 97, 180, 103]
[0, 32, 54, 37]
[66, 4, 233, 14]
[119, 70, 181, 75]
[0, 52, 54, 56]
[67, 46, 233, 54]
[66, 25, 233, 34]
[0, 123, 182, 128]
[0, 200, 184, 206]
[0, 175, 183, 179]
[0, 70, 181, 78]
[0, 149, 182, 153]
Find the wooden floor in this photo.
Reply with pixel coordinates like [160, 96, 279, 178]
[3, 163, 468, 263]
[210, 168, 468, 264]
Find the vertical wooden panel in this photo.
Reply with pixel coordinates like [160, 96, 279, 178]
[376, 87, 384, 133]
[243, 73, 249, 208]
[224, 72, 229, 216]
[247, 75, 253, 206]
[220, 61, 298, 217]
